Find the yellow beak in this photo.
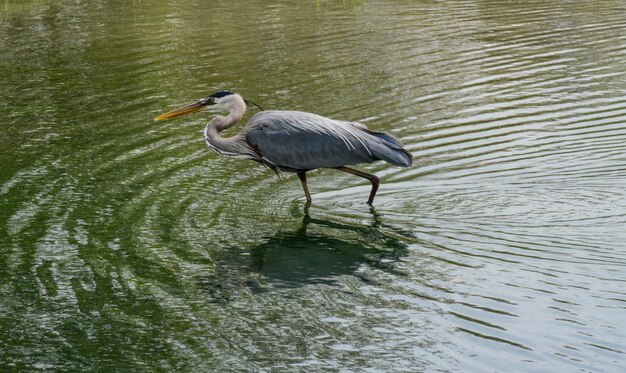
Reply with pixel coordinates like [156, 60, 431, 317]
[154, 101, 205, 121]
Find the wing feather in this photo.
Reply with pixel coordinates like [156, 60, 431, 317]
[244, 111, 412, 171]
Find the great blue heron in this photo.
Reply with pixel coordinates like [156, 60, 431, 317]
[154, 90, 412, 205]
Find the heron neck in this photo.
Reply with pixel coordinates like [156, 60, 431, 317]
[205, 101, 246, 152]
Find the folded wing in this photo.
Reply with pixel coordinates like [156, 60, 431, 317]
[244, 111, 412, 171]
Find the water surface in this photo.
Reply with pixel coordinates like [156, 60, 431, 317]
[1, 0, 626, 371]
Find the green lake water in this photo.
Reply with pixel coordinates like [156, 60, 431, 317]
[1, 0, 625, 371]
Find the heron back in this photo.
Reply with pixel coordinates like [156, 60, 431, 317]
[244, 111, 412, 171]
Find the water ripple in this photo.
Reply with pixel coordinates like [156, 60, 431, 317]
[1, 0, 626, 371]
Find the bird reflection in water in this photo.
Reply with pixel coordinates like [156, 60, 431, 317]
[198, 207, 409, 302]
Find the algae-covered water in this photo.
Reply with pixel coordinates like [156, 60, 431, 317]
[1, 1, 625, 371]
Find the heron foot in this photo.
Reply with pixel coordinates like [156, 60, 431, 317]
[336, 167, 380, 205]
[297, 171, 312, 204]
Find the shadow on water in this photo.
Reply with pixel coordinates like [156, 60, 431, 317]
[198, 206, 409, 302]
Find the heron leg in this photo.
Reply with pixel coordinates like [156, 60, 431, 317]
[337, 167, 380, 205]
[297, 171, 312, 204]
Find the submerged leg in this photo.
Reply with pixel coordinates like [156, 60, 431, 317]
[297, 171, 312, 204]
[337, 167, 380, 205]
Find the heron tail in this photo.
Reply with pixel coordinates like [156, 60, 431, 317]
[366, 130, 413, 167]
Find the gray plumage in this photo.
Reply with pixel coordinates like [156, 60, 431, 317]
[156, 90, 412, 205]
[243, 111, 412, 172]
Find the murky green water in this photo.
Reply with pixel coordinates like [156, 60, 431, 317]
[2, 0, 626, 371]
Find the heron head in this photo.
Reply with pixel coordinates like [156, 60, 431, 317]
[202, 90, 247, 111]
[154, 90, 262, 121]
[204, 90, 264, 112]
